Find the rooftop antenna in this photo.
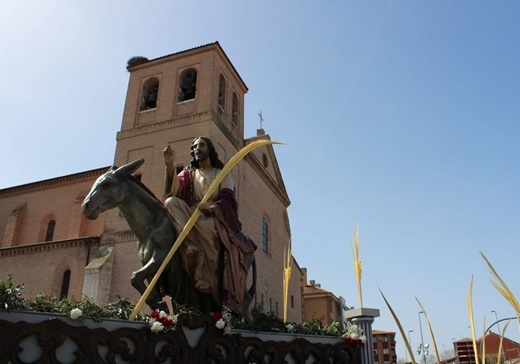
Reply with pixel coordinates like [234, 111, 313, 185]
[258, 110, 264, 129]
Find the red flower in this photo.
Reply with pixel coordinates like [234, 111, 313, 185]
[345, 337, 363, 347]
[151, 310, 160, 319]
[161, 318, 174, 328]
[213, 312, 223, 320]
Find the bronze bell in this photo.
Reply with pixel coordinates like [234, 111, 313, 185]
[146, 92, 157, 108]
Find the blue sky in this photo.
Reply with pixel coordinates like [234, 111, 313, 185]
[1, 1, 519, 360]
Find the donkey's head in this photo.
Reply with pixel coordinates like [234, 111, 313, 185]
[82, 159, 145, 220]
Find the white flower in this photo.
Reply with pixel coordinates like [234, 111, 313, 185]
[70, 308, 83, 320]
[215, 319, 226, 330]
[286, 323, 295, 332]
[159, 310, 168, 318]
[350, 333, 359, 340]
[150, 321, 164, 333]
[222, 309, 232, 321]
[360, 335, 367, 343]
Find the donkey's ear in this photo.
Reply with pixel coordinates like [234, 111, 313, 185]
[113, 159, 145, 177]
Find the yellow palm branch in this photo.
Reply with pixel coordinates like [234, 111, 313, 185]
[467, 275, 480, 364]
[352, 223, 363, 308]
[482, 316, 486, 364]
[415, 298, 441, 364]
[480, 252, 520, 328]
[497, 320, 511, 364]
[380, 289, 416, 364]
[130, 139, 281, 320]
[283, 239, 292, 322]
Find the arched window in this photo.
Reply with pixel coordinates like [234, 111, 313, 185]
[232, 93, 239, 126]
[261, 217, 268, 253]
[45, 219, 56, 242]
[60, 269, 71, 299]
[218, 74, 226, 111]
[178, 68, 197, 102]
[262, 153, 269, 168]
[140, 78, 159, 111]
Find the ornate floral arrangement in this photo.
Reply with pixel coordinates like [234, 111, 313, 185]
[341, 321, 366, 346]
[212, 306, 232, 335]
[148, 309, 178, 334]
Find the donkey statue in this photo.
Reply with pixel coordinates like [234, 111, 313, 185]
[82, 159, 256, 317]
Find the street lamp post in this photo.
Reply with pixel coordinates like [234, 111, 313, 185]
[407, 330, 413, 363]
[417, 312, 428, 364]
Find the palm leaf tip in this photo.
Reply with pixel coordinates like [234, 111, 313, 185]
[379, 289, 416, 364]
[480, 252, 520, 315]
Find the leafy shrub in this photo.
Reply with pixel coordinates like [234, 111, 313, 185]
[0, 274, 25, 311]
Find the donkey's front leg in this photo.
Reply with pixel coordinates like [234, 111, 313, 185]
[131, 254, 165, 309]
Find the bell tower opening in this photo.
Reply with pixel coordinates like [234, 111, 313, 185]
[140, 77, 159, 111]
[218, 74, 226, 113]
[178, 68, 197, 102]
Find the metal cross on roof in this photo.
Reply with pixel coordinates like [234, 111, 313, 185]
[258, 110, 264, 129]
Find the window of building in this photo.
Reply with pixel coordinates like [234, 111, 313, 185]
[262, 153, 269, 168]
[218, 74, 226, 111]
[383, 348, 389, 354]
[382, 336, 388, 342]
[178, 68, 197, 102]
[140, 77, 159, 111]
[45, 219, 56, 242]
[60, 269, 71, 299]
[374, 349, 378, 355]
[232, 93, 238, 126]
[261, 217, 268, 253]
